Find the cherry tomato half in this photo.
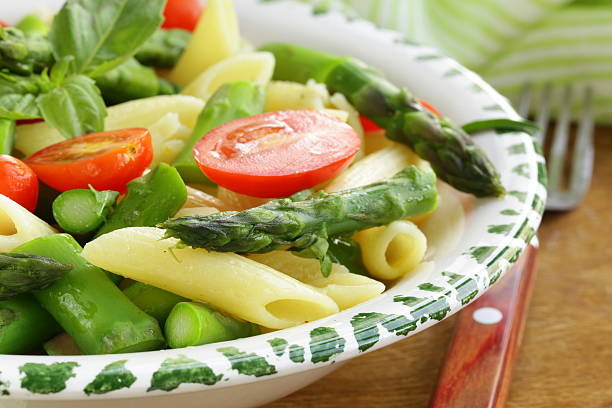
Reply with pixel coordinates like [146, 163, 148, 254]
[194, 110, 361, 198]
[0, 155, 39, 212]
[162, 0, 204, 31]
[359, 99, 443, 133]
[26, 128, 153, 193]
[0, 21, 9, 28]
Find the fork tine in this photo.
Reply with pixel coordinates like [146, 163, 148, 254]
[547, 85, 573, 193]
[518, 83, 533, 118]
[535, 84, 553, 147]
[567, 87, 595, 203]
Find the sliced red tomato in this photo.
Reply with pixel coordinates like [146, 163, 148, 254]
[359, 99, 443, 133]
[0, 21, 9, 28]
[0, 155, 39, 211]
[162, 0, 204, 31]
[194, 110, 361, 198]
[359, 115, 381, 132]
[25, 128, 153, 193]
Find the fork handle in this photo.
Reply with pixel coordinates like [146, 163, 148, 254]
[429, 244, 538, 408]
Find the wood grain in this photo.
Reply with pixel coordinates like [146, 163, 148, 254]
[264, 127, 612, 408]
[430, 245, 537, 408]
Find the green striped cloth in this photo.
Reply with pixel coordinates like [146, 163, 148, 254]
[284, 0, 611, 123]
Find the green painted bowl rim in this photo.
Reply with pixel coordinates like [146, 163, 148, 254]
[0, 0, 546, 400]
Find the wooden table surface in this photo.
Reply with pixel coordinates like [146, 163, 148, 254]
[265, 127, 612, 408]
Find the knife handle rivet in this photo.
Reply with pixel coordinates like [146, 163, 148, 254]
[472, 307, 503, 325]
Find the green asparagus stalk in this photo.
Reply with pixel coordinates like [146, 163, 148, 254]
[0, 295, 61, 354]
[14, 234, 165, 354]
[0, 27, 53, 75]
[94, 58, 178, 106]
[134, 28, 191, 68]
[165, 302, 260, 349]
[260, 43, 505, 197]
[15, 15, 50, 38]
[328, 237, 369, 276]
[96, 163, 187, 237]
[43, 332, 82, 356]
[0, 253, 72, 300]
[0, 118, 15, 155]
[52, 187, 119, 235]
[123, 281, 188, 325]
[161, 166, 437, 276]
[173, 81, 266, 184]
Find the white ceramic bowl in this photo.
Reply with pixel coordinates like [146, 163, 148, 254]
[0, 1, 546, 407]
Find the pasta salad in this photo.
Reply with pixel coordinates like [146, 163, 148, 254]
[0, 0, 520, 356]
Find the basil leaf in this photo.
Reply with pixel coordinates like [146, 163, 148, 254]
[36, 75, 107, 139]
[462, 119, 539, 136]
[49, 0, 165, 77]
[0, 72, 53, 120]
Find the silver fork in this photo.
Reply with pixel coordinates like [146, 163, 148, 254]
[517, 84, 595, 211]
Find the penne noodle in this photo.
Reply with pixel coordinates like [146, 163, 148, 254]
[81, 227, 339, 329]
[15, 95, 204, 157]
[173, 206, 219, 218]
[325, 143, 426, 192]
[168, 0, 241, 85]
[181, 52, 275, 102]
[184, 186, 233, 211]
[0, 194, 55, 253]
[249, 251, 385, 310]
[217, 186, 270, 210]
[354, 220, 427, 281]
[329, 92, 364, 158]
[265, 80, 330, 112]
[364, 129, 393, 154]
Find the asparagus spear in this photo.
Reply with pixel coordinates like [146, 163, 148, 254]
[260, 43, 505, 197]
[0, 253, 72, 300]
[94, 58, 179, 106]
[0, 27, 53, 75]
[134, 28, 191, 68]
[173, 81, 266, 184]
[161, 166, 437, 276]
[165, 302, 260, 349]
[96, 163, 187, 237]
[123, 281, 188, 325]
[0, 295, 61, 354]
[14, 234, 165, 354]
[52, 187, 119, 235]
[0, 119, 15, 155]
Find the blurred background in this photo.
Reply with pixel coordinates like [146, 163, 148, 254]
[289, 0, 610, 123]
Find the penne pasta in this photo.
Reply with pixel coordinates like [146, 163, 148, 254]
[325, 143, 426, 192]
[364, 129, 393, 155]
[181, 52, 275, 102]
[0, 194, 55, 253]
[168, 0, 241, 85]
[354, 220, 427, 281]
[15, 95, 204, 157]
[81, 227, 339, 329]
[265, 80, 330, 112]
[147, 112, 191, 167]
[329, 92, 364, 148]
[217, 186, 270, 211]
[173, 206, 219, 218]
[249, 251, 385, 310]
[184, 186, 233, 211]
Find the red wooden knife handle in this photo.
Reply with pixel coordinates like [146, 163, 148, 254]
[430, 244, 538, 408]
